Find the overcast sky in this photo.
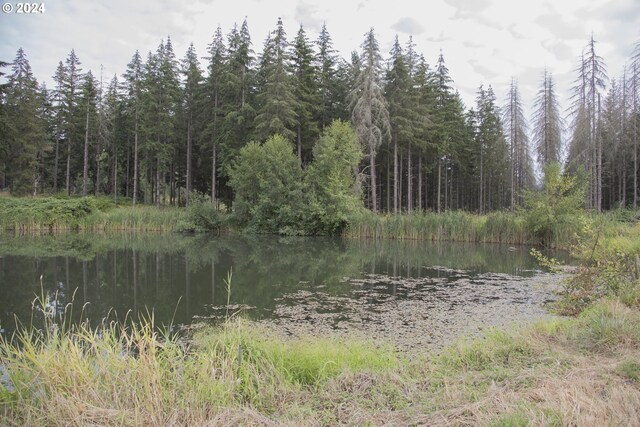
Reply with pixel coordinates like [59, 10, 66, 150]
[1, 0, 639, 116]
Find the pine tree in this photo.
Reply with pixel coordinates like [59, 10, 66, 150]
[79, 71, 98, 196]
[181, 42, 203, 206]
[291, 25, 319, 165]
[254, 18, 298, 142]
[349, 28, 390, 212]
[503, 78, 533, 208]
[315, 24, 348, 129]
[220, 19, 255, 192]
[531, 69, 562, 170]
[567, 36, 608, 210]
[203, 26, 226, 204]
[3, 48, 47, 195]
[122, 50, 143, 204]
[384, 36, 412, 213]
[61, 50, 83, 195]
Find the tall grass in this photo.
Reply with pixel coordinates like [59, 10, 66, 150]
[1, 300, 399, 425]
[2, 296, 640, 425]
[345, 211, 530, 245]
[0, 197, 186, 233]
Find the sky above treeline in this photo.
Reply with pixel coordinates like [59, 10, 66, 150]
[1, 0, 639, 115]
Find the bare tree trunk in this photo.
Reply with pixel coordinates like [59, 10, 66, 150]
[186, 113, 192, 207]
[297, 126, 302, 166]
[393, 138, 398, 214]
[133, 119, 138, 205]
[407, 142, 413, 213]
[113, 143, 117, 202]
[53, 138, 59, 192]
[156, 157, 160, 208]
[370, 143, 377, 213]
[418, 156, 422, 211]
[437, 157, 442, 213]
[212, 143, 217, 206]
[479, 148, 484, 214]
[83, 105, 89, 196]
[634, 66, 638, 210]
[386, 155, 390, 212]
[597, 93, 602, 212]
[66, 139, 71, 195]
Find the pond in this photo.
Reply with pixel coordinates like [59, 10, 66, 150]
[0, 233, 568, 350]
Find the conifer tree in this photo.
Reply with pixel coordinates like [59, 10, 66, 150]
[254, 18, 298, 142]
[503, 78, 533, 208]
[349, 29, 390, 212]
[123, 50, 143, 204]
[181, 42, 203, 206]
[61, 50, 83, 195]
[3, 48, 47, 195]
[79, 70, 98, 196]
[203, 26, 226, 203]
[531, 70, 562, 170]
[291, 25, 319, 164]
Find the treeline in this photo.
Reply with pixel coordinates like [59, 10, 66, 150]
[1, 19, 640, 213]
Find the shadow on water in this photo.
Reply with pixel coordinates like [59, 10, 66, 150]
[0, 233, 569, 347]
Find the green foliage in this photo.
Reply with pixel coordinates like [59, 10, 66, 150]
[229, 134, 308, 235]
[616, 360, 640, 382]
[305, 120, 363, 234]
[522, 163, 587, 247]
[229, 122, 364, 235]
[529, 248, 562, 272]
[177, 194, 224, 233]
[345, 210, 529, 244]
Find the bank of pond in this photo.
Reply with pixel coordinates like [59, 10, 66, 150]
[1, 197, 640, 425]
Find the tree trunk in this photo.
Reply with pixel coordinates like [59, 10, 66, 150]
[133, 119, 138, 206]
[597, 93, 602, 212]
[113, 143, 117, 202]
[156, 157, 161, 208]
[212, 143, 217, 206]
[386, 154, 390, 212]
[66, 138, 71, 195]
[418, 156, 422, 211]
[437, 157, 442, 213]
[370, 143, 377, 213]
[53, 138, 59, 192]
[186, 113, 192, 207]
[83, 106, 89, 196]
[297, 126, 302, 166]
[393, 138, 398, 214]
[407, 142, 413, 213]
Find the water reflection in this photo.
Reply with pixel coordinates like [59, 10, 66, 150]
[0, 233, 565, 336]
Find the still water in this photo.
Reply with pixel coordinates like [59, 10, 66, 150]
[0, 233, 566, 348]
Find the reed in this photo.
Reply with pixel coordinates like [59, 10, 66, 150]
[345, 211, 529, 245]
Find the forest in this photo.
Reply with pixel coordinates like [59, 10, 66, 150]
[1, 18, 640, 219]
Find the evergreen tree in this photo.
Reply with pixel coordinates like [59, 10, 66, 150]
[3, 48, 47, 195]
[181, 42, 203, 206]
[79, 71, 98, 196]
[567, 36, 608, 211]
[203, 26, 226, 203]
[349, 28, 390, 212]
[315, 24, 348, 129]
[61, 50, 83, 195]
[122, 50, 143, 204]
[476, 85, 509, 212]
[503, 78, 533, 208]
[254, 18, 298, 142]
[220, 20, 256, 199]
[384, 36, 412, 213]
[531, 70, 562, 170]
[291, 25, 319, 164]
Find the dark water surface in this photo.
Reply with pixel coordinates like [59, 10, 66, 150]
[0, 233, 567, 348]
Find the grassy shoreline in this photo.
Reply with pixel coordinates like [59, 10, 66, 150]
[0, 195, 618, 248]
[2, 196, 640, 424]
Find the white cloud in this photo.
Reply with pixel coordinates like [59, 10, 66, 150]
[0, 0, 637, 119]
